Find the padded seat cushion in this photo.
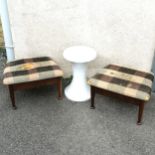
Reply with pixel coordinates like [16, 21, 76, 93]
[88, 64, 154, 101]
[3, 57, 63, 85]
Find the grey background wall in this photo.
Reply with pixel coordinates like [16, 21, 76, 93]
[8, 0, 155, 77]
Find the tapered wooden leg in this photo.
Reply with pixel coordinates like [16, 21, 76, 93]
[137, 102, 145, 125]
[57, 78, 63, 100]
[90, 86, 95, 109]
[8, 85, 17, 109]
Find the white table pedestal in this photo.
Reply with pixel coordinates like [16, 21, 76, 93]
[63, 45, 96, 102]
[65, 63, 90, 102]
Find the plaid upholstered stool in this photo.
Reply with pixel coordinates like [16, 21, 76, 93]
[88, 64, 154, 125]
[3, 57, 63, 109]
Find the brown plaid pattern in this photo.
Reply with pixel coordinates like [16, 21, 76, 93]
[3, 57, 63, 85]
[88, 64, 154, 101]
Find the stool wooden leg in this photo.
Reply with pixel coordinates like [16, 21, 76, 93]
[137, 102, 145, 125]
[8, 85, 17, 110]
[90, 86, 96, 109]
[57, 78, 63, 100]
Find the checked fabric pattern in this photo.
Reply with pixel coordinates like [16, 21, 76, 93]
[88, 64, 154, 101]
[3, 57, 63, 85]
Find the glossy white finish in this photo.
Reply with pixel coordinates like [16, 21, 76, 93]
[0, 0, 15, 61]
[63, 46, 97, 63]
[63, 46, 96, 102]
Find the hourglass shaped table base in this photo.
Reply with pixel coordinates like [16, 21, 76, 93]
[63, 46, 96, 102]
[65, 63, 90, 102]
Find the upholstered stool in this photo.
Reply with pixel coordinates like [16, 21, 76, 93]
[3, 56, 63, 109]
[88, 64, 154, 125]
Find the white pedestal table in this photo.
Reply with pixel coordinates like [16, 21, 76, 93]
[63, 46, 96, 102]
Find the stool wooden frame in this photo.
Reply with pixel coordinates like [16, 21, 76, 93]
[90, 86, 145, 125]
[8, 77, 63, 109]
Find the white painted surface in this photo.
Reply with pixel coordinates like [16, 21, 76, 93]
[63, 46, 96, 63]
[0, 0, 15, 61]
[7, 0, 155, 76]
[64, 46, 96, 101]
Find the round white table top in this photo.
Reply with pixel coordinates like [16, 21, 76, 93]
[63, 46, 96, 63]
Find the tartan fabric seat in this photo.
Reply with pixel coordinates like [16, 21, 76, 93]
[3, 56, 63, 85]
[88, 64, 154, 101]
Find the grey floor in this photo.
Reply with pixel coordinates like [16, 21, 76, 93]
[0, 64, 155, 155]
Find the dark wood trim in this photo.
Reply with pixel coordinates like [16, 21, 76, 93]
[8, 77, 63, 109]
[12, 78, 60, 91]
[137, 102, 145, 125]
[90, 86, 146, 125]
[90, 86, 95, 109]
[57, 77, 63, 100]
[9, 85, 17, 109]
